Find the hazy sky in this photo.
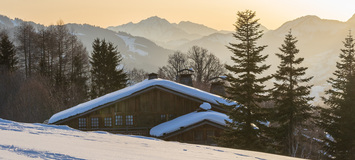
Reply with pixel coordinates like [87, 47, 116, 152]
[0, 0, 354, 30]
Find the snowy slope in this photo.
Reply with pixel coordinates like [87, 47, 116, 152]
[0, 118, 303, 160]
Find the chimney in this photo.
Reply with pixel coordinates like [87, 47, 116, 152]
[148, 73, 158, 80]
[209, 76, 226, 96]
[178, 68, 194, 87]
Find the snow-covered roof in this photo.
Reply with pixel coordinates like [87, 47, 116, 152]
[48, 78, 236, 124]
[150, 110, 231, 137]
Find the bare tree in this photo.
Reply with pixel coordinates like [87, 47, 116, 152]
[15, 22, 37, 78]
[187, 45, 225, 83]
[158, 51, 188, 81]
[127, 68, 148, 85]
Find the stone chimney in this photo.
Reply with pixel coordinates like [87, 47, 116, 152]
[209, 76, 226, 96]
[148, 73, 158, 80]
[178, 68, 194, 87]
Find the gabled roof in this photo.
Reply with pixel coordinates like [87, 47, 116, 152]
[48, 79, 237, 124]
[150, 110, 231, 137]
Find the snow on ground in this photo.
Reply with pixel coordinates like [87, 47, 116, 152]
[0, 118, 303, 160]
[116, 34, 148, 56]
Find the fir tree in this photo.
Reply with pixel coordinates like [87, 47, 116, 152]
[271, 30, 314, 157]
[90, 38, 128, 98]
[218, 10, 271, 151]
[0, 32, 17, 72]
[319, 31, 355, 159]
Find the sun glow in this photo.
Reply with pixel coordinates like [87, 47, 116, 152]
[0, 0, 354, 30]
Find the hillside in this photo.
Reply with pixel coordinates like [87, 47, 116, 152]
[174, 15, 355, 105]
[107, 16, 220, 49]
[0, 118, 303, 160]
[66, 23, 173, 71]
[0, 15, 173, 72]
[2, 14, 355, 104]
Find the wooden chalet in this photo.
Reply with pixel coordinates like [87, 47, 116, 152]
[48, 75, 236, 145]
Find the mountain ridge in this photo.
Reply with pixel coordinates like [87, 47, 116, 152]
[0, 15, 174, 72]
[1, 13, 355, 104]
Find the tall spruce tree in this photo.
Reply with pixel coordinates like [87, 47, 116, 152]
[90, 38, 128, 98]
[319, 32, 355, 159]
[0, 32, 17, 72]
[218, 10, 271, 151]
[271, 30, 314, 157]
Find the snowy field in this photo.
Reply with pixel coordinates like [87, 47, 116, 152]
[0, 119, 303, 160]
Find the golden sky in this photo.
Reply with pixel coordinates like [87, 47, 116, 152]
[0, 0, 354, 30]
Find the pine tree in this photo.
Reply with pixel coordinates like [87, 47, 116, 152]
[218, 10, 271, 151]
[319, 32, 355, 159]
[271, 30, 314, 156]
[0, 32, 18, 72]
[90, 38, 128, 98]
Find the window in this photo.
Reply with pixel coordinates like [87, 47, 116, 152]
[126, 115, 133, 125]
[104, 117, 112, 127]
[79, 118, 87, 128]
[115, 115, 123, 126]
[160, 114, 166, 121]
[168, 114, 174, 120]
[91, 117, 99, 129]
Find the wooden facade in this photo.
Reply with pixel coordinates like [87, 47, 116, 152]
[51, 80, 229, 145]
[58, 87, 225, 136]
[163, 121, 226, 145]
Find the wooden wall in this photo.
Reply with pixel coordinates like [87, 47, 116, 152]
[62, 88, 203, 136]
[165, 124, 224, 145]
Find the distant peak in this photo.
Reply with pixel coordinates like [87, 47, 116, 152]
[143, 16, 169, 23]
[148, 16, 162, 19]
[286, 15, 321, 25]
[297, 15, 321, 21]
[178, 21, 194, 24]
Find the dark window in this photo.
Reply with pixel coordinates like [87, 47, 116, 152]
[104, 117, 112, 127]
[115, 115, 123, 126]
[79, 118, 86, 128]
[168, 114, 174, 120]
[91, 117, 99, 129]
[126, 115, 133, 125]
[160, 114, 166, 121]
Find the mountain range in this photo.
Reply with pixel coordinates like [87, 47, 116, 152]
[1, 14, 355, 104]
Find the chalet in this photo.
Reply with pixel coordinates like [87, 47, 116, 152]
[48, 75, 237, 145]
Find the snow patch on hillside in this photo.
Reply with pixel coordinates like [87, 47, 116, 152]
[11, 20, 19, 27]
[74, 32, 85, 36]
[117, 34, 148, 56]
